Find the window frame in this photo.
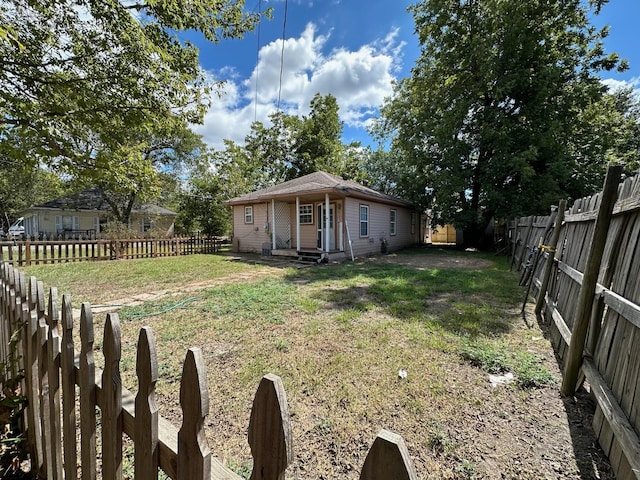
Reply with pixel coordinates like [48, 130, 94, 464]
[299, 204, 314, 225]
[390, 209, 397, 236]
[359, 204, 369, 238]
[244, 206, 254, 224]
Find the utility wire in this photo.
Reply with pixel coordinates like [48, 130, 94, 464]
[254, 0, 262, 122]
[276, 0, 288, 111]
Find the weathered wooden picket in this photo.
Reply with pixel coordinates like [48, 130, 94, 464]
[513, 166, 640, 480]
[0, 234, 222, 267]
[0, 262, 417, 480]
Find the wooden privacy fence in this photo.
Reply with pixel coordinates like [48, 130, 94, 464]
[0, 235, 222, 267]
[0, 262, 418, 480]
[512, 165, 640, 480]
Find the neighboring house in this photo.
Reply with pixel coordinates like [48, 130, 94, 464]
[22, 188, 177, 239]
[224, 171, 422, 260]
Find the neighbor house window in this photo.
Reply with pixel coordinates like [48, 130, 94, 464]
[55, 215, 78, 232]
[411, 213, 416, 235]
[360, 205, 369, 237]
[244, 206, 253, 224]
[140, 217, 153, 232]
[390, 209, 397, 236]
[299, 204, 313, 224]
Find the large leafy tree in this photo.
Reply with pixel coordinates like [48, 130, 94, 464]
[213, 93, 362, 197]
[376, 0, 627, 246]
[1, 0, 267, 222]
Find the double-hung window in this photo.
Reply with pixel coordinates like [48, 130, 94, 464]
[244, 206, 253, 224]
[390, 209, 397, 236]
[299, 204, 313, 224]
[360, 205, 369, 237]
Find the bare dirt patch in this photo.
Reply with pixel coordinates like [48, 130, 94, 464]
[372, 251, 495, 270]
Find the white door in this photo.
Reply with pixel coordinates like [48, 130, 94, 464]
[316, 204, 335, 251]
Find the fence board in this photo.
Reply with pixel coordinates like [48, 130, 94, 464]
[102, 313, 124, 480]
[135, 327, 159, 480]
[46, 288, 64, 480]
[79, 303, 97, 480]
[61, 294, 77, 480]
[248, 374, 293, 480]
[178, 348, 211, 480]
[360, 429, 417, 480]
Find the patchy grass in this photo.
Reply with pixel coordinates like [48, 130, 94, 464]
[19, 249, 582, 479]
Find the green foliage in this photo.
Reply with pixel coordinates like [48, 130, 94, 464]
[176, 163, 231, 236]
[1, 0, 268, 223]
[213, 93, 363, 196]
[0, 164, 67, 230]
[376, 0, 630, 246]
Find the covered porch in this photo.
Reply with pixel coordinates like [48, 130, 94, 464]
[265, 193, 354, 261]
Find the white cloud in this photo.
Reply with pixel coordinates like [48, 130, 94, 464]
[193, 23, 403, 150]
[602, 76, 640, 93]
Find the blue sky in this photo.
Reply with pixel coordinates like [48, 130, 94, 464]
[189, 0, 640, 150]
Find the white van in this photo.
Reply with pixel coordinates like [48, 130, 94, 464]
[6, 217, 25, 239]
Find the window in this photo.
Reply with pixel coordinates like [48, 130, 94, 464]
[411, 213, 416, 235]
[55, 215, 78, 232]
[140, 217, 153, 232]
[244, 206, 253, 224]
[359, 205, 369, 237]
[299, 204, 313, 224]
[390, 209, 397, 236]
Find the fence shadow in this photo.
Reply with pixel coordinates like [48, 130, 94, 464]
[526, 310, 614, 479]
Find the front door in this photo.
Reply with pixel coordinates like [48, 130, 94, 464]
[316, 204, 335, 251]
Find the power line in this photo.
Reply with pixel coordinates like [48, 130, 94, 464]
[277, 0, 288, 111]
[254, 0, 262, 122]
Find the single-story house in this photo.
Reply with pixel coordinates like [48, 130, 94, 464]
[21, 188, 177, 239]
[224, 171, 423, 260]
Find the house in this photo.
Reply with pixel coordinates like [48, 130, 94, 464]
[224, 171, 422, 260]
[21, 188, 177, 239]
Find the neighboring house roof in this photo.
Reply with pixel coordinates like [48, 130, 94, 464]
[28, 188, 177, 216]
[225, 171, 414, 208]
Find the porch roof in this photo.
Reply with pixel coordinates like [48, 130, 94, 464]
[225, 171, 413, 208]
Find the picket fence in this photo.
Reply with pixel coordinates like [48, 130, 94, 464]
[0, 234, 222, 267]
[0, 262, 417, 480]
[512, 165, 640, 480]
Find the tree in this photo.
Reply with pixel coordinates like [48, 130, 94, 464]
[176, 164, 231, 236]
[376, 0, 627, 247]
[212, 93, 362, 196]
[0, 163, 67, 230]
[291, 93, 344, 178]
[1, 0, 268, 222]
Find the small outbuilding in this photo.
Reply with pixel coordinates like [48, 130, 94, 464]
[224, 171, 422, 260]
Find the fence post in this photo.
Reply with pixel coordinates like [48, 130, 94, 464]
[359, 430, 417, 480]
[79, 303, 97, 480]
[248, 374, 293, 480]
[61, 294, 77, 480]
[561, 164, 623, 396]
[102, 313, 123, 480]
[135, 327, 159, 480]
[178, 347, 211, 480]
[534, 200, 567, 316]
[25, 240, 31, 266]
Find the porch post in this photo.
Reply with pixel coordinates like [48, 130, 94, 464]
[296, 197, 301, 252]
[325, 194, 330, 253]
[271, 200, 276, 250]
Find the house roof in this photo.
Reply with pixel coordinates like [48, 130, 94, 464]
[28, 188, 177, 216]
[225, 171, 414, 208]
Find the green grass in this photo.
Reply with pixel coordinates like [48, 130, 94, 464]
[15, 248, 558, 478]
